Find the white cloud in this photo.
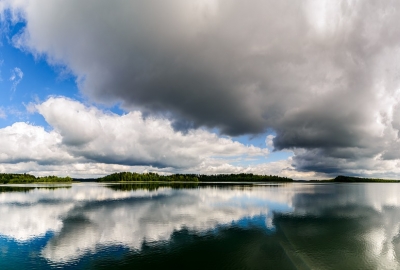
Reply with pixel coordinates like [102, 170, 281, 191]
[35, 97, 268, 169]
[0, 122, 74, 164]
[0, 97, 271, 177]
[265, 135, 275, 148]
[193, 157, 325, 180]
[9, 67, 23, 92]
[4, 1, 400, 177]
[1, 96, 400, 179]
[2, 96, 400, 179]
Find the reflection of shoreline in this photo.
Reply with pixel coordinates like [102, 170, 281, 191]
[106, 182, 291, 192]
[36, 185, 294, 263]
[0, 185, 72, 193]
[106, 183, 199, 191]
[2, 183, 400, 268]
[308, 175, 400, 183]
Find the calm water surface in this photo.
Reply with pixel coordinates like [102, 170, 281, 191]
[1, 182, 400, 269]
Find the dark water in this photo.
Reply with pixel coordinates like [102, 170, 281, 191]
[1, 182, 400, 269]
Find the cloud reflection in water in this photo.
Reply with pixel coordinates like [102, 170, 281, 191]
[0, 183, 294, 263]
[1, 183, 400, 269]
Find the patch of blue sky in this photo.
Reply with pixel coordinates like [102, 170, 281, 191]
[0, 18, 136, 131]
[94, 100, 127, 116]
[225, 151, 293, 167]
[0, 20, 81, 128]
[216, 150, 292, 167]
[207, 127, 269, 148]
[223, 130, 273, 151]
[236, 131, 295, 163]
[230, 132, 271, 149]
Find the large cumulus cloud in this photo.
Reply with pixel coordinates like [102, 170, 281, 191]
[0, 97, 272, 177]
[36, 97, 268, 169]
[3, 0, 400, 175]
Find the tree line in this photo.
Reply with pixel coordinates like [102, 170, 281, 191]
[332, 175, 400, 183]
[0, 172, 293, 184]
[107, 182, 199, 191]
[98, 172, 199, 182]
[197, 173, 293, 182]
[0, 173, 72, 184]
[97, 172, 293, 182]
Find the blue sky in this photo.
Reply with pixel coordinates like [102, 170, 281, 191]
[0, 19, 78, 126]
[2, 1, 400, 179]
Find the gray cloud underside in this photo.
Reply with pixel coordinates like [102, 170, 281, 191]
[5, 0, 400, 175]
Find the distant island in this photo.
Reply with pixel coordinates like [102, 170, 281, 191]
[0, 173, 72, 184]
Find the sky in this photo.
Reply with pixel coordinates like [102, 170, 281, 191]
[1, 1, 400, 179]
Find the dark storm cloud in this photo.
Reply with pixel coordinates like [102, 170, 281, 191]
[6, 0, 400, 174]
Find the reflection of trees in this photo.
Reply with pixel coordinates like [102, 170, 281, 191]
[88, 207, 399, 270]
[36, 186, 72, 190]
[91, 228, 299, 270]
[40, 186, 285, 263]
[198, 173, 293, 182]
[285, 184, 400, 269]
[95, 184, 400, 269]
[272, 211, 382, 269]
[0, 186, 71, 193]
[5, 182, 397, 268]
[107, 183, 289, 192]
[0, 186, 35, 193]
[107, 183, 199, 191]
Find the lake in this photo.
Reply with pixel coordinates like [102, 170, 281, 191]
[1, 182, 400, 269]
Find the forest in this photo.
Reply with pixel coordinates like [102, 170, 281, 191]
[97, 172, 293, 182]
[98, 172, 199, 182]
[197, 173, 293, 182]
[331, 175, 400, 183]
[0, 173, 73, 184]
[3, 172, 398, 184]
[0, 172, 292, 184]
